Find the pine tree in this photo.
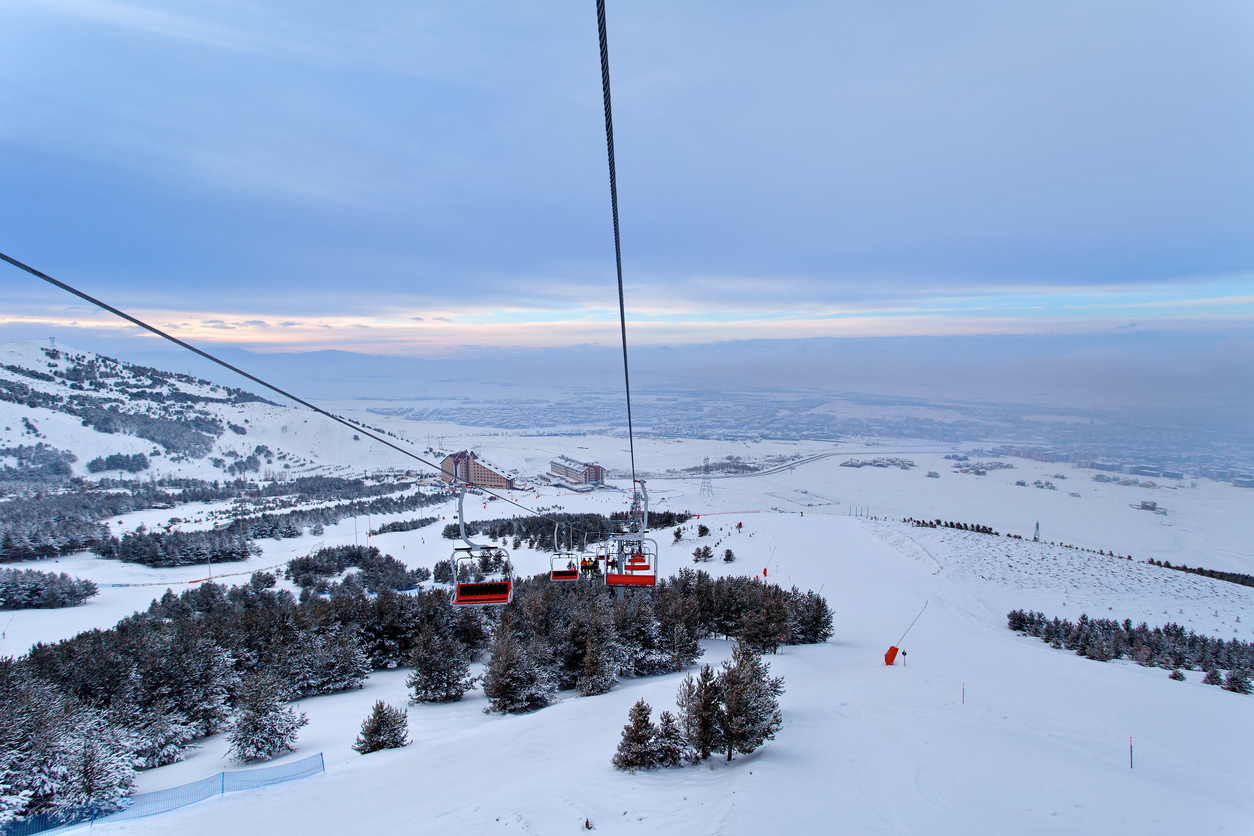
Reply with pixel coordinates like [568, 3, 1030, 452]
[1223, 668, 1252, 694]
[58, 717, 134, 811]
[353, 701, 409, 753]
[1168, 669, 1186, 681]
[612, 699, 658, 772]
[407, 624, 474, 703]
[225, 673, 308, 762]
[676, 664, 722, 761]
[653, 710, 689, 768]
[482, 622, 555, 714]
[577, 632, 619, 696]
[1203, 667, 1224, 686]
[716, 643, 784, 761]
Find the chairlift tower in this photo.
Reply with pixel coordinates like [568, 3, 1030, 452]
[700, 457, 715, 498]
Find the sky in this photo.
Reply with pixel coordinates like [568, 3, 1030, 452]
[0, 0, 1252, 356]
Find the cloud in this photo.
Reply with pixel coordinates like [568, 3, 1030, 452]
[0, 1, 1249, 349]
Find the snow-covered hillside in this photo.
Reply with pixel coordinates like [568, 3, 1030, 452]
[3, 342, 1252, 834]
[0, 341, 429, 481]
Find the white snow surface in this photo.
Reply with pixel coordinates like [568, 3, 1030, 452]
[3, 342, 1253, 833]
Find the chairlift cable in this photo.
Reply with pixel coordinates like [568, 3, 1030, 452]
[595, 0, 638, 493]
[0, 249, 602, 540]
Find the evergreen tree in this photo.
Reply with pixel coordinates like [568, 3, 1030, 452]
[353, 701, 409, 753]
[120, 704, 196, 769]
[676, 664, 722, 761]
[1223, 668, 1252, 694]
[225, 673, 308, 762]
[577, 632, 619, 696]
[482, 622, 555, 714]
[407, 624, 474, 702]
[653, 710, 689, 768]
[614, 593, 668, 677]
[723, 549, 735, 563]
[57, 717, 134, 810]
[716, 643, 784, 761]
[1203, 667, 1224, 686]
[1168, 669, 1186, 681]
[612, 699, 658, 772]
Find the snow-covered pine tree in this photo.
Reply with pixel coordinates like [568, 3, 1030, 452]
[788, 589, 834, 644]
[1223, 668, 1252, 694]
[653, 710, 689, 768]
[225, 673, 308, 763]
[676, 664, 722, 762]
[612, 699, 658, 772]
[311, 626, 371, 695]
[716, 643, 784, 761]
[118, 704, 197, 769]
[613, 593, 668, 677]
[1203, 667, 1224, 686]
[407, 624, 474, 702]
[57, 716, 134, 811]
[577, 632, 618, 696]
[482, 622, 556, 714]
[353, 701, 409, 753]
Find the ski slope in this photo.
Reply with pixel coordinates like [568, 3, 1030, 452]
[3, 471, 1244, 834]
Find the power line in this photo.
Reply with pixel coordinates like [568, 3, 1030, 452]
[0, 249, 604, 539]
[595, 0, 638, 492]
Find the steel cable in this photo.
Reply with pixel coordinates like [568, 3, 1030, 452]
[595, 0, 639, 493]
[0, 249, 610, 540]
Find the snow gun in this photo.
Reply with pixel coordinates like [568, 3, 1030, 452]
[885, 601, 927, 665]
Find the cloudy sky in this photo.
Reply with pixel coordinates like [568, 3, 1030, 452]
[1, 0, 1251, 354]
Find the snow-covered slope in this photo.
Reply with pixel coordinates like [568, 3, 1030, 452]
[76, 509, 1252, 836]
[4, 342, 1252, 834]
[0, 341, 429, 480]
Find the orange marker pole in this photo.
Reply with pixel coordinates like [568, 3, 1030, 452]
[1130, 737, 1133, 769]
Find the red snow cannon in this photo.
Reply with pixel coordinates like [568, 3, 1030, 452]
[884, 646, 899, 666]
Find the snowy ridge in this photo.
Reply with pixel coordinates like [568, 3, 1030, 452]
[864, 519, 1253, 638]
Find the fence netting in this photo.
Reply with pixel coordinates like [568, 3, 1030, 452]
[2, 753, 324, 836]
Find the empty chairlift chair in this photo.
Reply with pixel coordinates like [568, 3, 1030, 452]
[604, 536, 659, 587]
[447, 486, 514, 606]
[549, 523, 581, 582]
[550, 553, 580, 582]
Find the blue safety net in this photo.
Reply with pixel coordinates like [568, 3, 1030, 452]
[1, 753, 324, 836]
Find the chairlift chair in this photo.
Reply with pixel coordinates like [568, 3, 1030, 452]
[447, 486, 514, 606]
[549, 523, 580, 581]
[604, 535, 659, 587]
[550, 553, 580, 582]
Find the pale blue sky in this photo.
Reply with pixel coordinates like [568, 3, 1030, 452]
[0, 0, 1251, 352]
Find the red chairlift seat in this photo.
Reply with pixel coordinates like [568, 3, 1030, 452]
[550, 553, 580, 582]
[450, 547, 513, 606]
[605, 538, 658, 587]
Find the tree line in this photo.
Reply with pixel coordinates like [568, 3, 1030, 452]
[90, 489, 448, 567]
[1145, 558, 1254, 591]
[2, 473, 439, 563]
[285, 544, 432, 593]
[0, 566, 830, 823]
[0, 568, 98, 609]
[1007, 609, 1253, 690]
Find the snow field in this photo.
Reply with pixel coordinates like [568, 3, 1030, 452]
[90, 514, 1253, 835]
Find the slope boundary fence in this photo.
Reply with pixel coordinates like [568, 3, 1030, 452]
[2, 753, 325, 836]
